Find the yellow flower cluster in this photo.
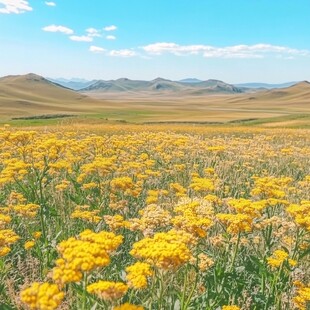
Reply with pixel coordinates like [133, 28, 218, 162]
[251, 176, 292, 199]
[129, 204, 171, 235]
[52, 229, 123, 285]
[197, 253, 214, 271]
[217, 213, 253, 234]
[0, 158, 30, 185]
[267, 250, 296, 268]
[7, 191, 26, 205]
[146, 190, 159, 204]
[286, 201, 310, 231]
[293, 283, 310, 310]
[0, 229, 20, 257]
[20, 282, 64, 310]
[33, 231, 42, 239]
[70, 205, 101, 224]
[113, 303, 144, 310]
[190, 177, 215, 192]
[222, 306, 240, 310]
[24, 240, 36, 250]
[78, 156, 116, 182]
[110, 176, 134, 193]
[227, 198, 267, 217]
[104, 214, 129, 231]
[87, 281, 128, 300]
[172, 200, 213, 237]
[126, 262, 153, 289]
[170, 182, 187, 197]
[11, 203, 40, 218]
[0, 212, 11, 228]
[130, 230, 192, 269]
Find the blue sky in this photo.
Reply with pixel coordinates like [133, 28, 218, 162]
[0, 0, 310, 82]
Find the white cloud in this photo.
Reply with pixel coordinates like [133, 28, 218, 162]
[86, 28, 101, 37]
[104, 25, 117, 31]
[109, 49, 136, 57]
[106, 35, 116, 40]
[43, 24, 73, 35]
[45, 1, 56, 6]
[0, 0, 32, 14]
[89, 45, 106, 53]
[70, 35, 93, 42]
[142, 42, 310, 59]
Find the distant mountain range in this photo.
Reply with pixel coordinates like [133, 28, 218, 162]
[47, 77, 300, 92]
[47, 77, 97, 90]
[234, 82, 298, 89]
[79, 78, 244, 96]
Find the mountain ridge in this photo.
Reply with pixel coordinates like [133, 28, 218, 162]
[80, 77, 244, 95]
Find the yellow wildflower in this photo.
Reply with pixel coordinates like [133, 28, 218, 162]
[70, 205, 101, 224]
[130, 230, 192, 269]
[217, 213, 252, 234]
[197, 253, 214, 271]
[20, 282, 64, 310]
[24, 240, 35, 250]
[104, 214, 129, 231]
[0, 229, 20, 246]
[0, 246, 11, 257]
[0, 213, 11, 228]
[87, 281, 128, 300]
[267, 250, 296, 268]
[12, 204, 40, 218]
[293, 284, 310, 310]
[114, 303, 144, 310]
[126, 262, 153, 289]
[33, 231, 42, 239]
[190, 177, 215, 192]
[52, 230, 123, 285]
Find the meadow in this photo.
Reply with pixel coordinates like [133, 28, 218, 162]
[0, 123, 309, 310]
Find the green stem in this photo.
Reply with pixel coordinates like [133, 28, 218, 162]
[82, 273, 88, 310]
[229, 233, 240, 272]
[182, 267, 199, 310]
[158, 270, 165, 310]
[180, 267, 188, 310]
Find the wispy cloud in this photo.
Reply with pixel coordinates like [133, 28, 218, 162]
[42, 25, 74, 35]
[89, 46, 136, 57]
[106, 35, 116, 40]
[89, 45, 106, 53]
[142, 42, 310, 59]
[86, 28, 101, 37]
[0, 0, 32, 14]
[45, 1, 56, 7]
[109, 49, 136, 57]
[70, 35, 93, 42]
[104, 25, 117, 31]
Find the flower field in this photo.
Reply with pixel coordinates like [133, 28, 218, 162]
[0, 124, 309, 310]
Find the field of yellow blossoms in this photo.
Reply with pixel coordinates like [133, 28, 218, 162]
[0, 123, 309, 310]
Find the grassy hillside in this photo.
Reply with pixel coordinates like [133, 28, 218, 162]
[0, 73, 104, 119]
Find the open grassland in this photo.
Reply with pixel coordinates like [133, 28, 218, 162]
[0, 124, 309, 310]
[0, 75, 309, 127]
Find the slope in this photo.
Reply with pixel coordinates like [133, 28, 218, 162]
[0, 73, 102, 118]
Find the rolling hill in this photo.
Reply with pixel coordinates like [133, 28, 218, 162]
[0, 73, 102, 118]
[238, 81, 310, 102]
